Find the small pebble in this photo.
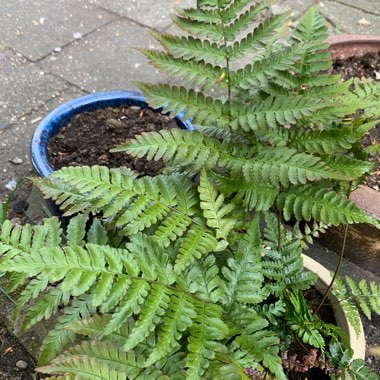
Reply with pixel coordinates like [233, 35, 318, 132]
[9, 157, 23, 165]
[73, 32, 83, 39]
[15, 360, 28, 370]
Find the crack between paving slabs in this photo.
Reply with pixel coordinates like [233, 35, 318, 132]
[329, 0, 380, 17]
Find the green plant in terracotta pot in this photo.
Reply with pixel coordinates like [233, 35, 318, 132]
[0, 0, 380, 379]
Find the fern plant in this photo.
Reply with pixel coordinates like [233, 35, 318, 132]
[0, 0, 380, 379]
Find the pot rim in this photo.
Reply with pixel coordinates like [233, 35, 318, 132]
[302, 254, 366, 361]
[31, 90, 194, 178]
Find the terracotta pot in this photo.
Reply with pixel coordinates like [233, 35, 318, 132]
[303, 255, 366, 361]
[319, 36, 380, 274]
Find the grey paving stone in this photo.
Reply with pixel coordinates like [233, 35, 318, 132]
[316, 1, 380, 34]
[88, 0, 196, 30]
[0, 0, 115, 61]
[42, 19, 169, 93]
[339, 0, 380, 16]
[272, 0, 318, 20]
[0, 86, 85, 195]
[0, 49, 69, 127]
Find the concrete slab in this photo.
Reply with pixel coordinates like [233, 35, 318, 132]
[0, 86, 85, 195]
[272, 0, 318, 20]
[317, 1, 380, 34]
[41, 19, 169, 93]
[88, 0, 196, 31]
[0, 0, 115, 61]
[339, 0, 380, 16]
[0, 49, 68, 127]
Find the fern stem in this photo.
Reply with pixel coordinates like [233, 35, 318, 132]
[314, 224, 349, 315]
[277, 211, 282, 254]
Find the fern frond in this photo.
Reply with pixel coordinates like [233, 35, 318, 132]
[39, 295, 95, 365]
[37, 354, 127, 380]
[141, 49, 224, 91]
[174, 225, 218, 275]
[332, 276, 363, 337]
[113, 129, 223, 171]
[172, 15, 224, 41]
[66, 214, 87, 247]
[224, 0, 276, 41]
[228, 13, 291, 61]
[213, 173, 279, 211]
[277, 185, 380, 227]
[230, 147, 342, 187]
[134, 83, 229, 127]
[289, 122, 376, 154]
[333, 276, 380, 321]
[221, 216, 269, 305]
[153, 33, 226, 64]
[221, 0, 275, 23]
[186, 303, 228, 379]
[198, 169, 236, 240]
[178, 7, 222, 24]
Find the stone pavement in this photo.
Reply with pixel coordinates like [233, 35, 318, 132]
[0, 0, 379, 193]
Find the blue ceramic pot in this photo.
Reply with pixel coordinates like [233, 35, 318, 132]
[31, 90, 194, 178]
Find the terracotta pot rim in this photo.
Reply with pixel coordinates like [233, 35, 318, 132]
[327, 34, 380, 45]
[302, 255, 366, 361]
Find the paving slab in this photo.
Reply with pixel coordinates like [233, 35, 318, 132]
[0, 0, 115, 61]
[0, 48, 69, 127]
[0, 86, 85, 196]
[272, 0, 318, 20]
[337, 0, 380, 16]
[41, 18, 169, 93]
[316, 1, 380, 34]
[88, 0, 196, 31]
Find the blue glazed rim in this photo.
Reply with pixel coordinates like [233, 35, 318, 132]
[31, 90, 194, 178]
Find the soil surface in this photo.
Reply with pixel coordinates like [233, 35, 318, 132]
[47, 106, 179, 176]
[0, 325, 35, 379]
[331, 52, 380, 190]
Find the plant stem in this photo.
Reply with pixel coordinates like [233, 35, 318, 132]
[314, 224, 349, 315]
[277, 210, 282, 254]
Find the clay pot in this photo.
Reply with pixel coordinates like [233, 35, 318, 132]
[319, 36, 380, 274]
[303, 255, 366, 361]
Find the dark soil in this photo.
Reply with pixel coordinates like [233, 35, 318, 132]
[47, 106, 180, 176]
[0, 325, 35, 379]
[331, 52, 380, 190]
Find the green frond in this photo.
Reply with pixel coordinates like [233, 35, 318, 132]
[333, 276, 380, 321]
[39, 295, 95, 365]
[325, 155, 373, 180]
[229, 147, 342, 188]
[235, 94, 331, 131]
[186, 303, 228, 379]
[277, 185, 380, 227]
[153, 33, 226, 64]
[178, 7, 222, 24]
[221, 0, 274, 23]
[172, 15, 224, 41]
[230, 44, 309, 90]
[174, 225, 218, 275]
[346, 359, 379, 380]
[332, 276, 363, 337]
[141, 49, 224, 91]
[291, 7, 328, 44]
[37, 353, 128, 380]
[66, 214, 88, 247]
[134, 83, 229, 127]
[228, 13, 291, 61]
[198, 169, 237, 240]
[224, 0, 277, 41]
[221, 216, 269, 305]
[289, 122, 376, 154]
[144, 293, 196, 366]
[113, 129, 223, 171]
[213, 173, 279, 211]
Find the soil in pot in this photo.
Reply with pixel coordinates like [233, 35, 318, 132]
[330, 52, 380, 191]
[47, 106, 179, 176]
